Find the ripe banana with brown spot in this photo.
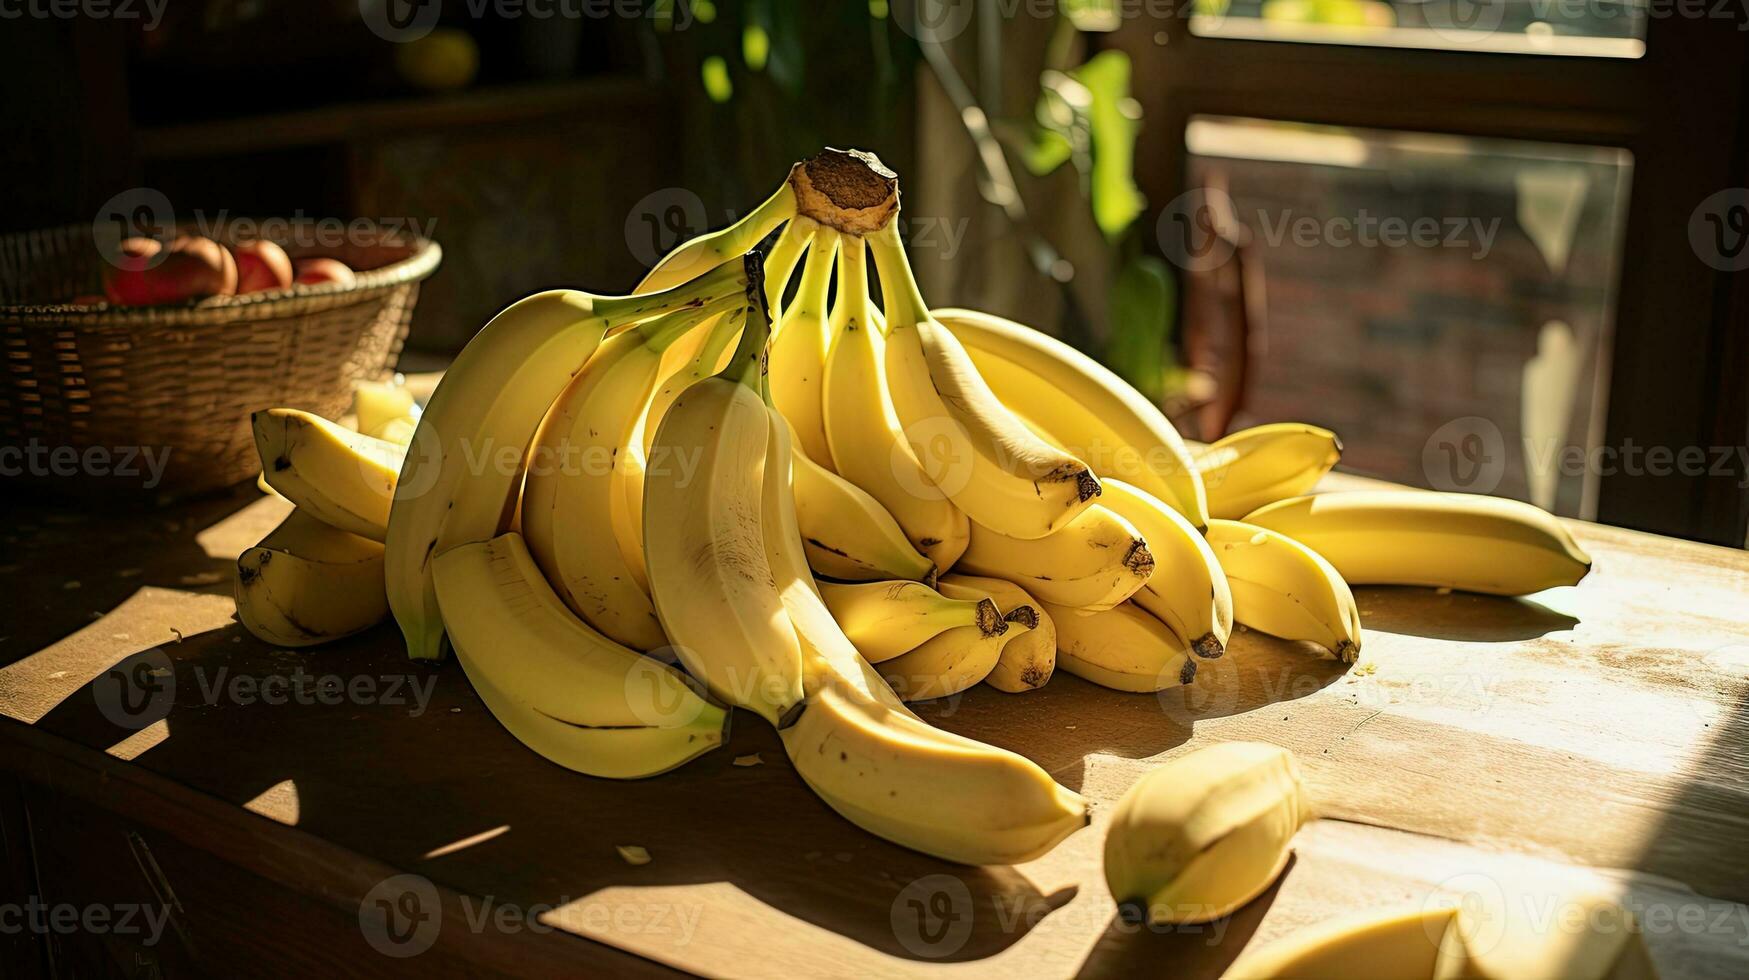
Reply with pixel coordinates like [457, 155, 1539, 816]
[235, 509, 388, 647]
[1105, 741, 1309, 925]
[877, 613, 1029, 702]
[1207, 519, 1363, 662]
[1097, 478, 1232, 660]
[937, 573, 1056, 693]
[958, 504, 1153, 610]
[1046, 600, 1197, 692]
[818, 579, 1002, 664]
[790, 433, 935, 583]
[254, 409, 402, 541]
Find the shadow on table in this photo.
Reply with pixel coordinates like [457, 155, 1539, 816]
[1355, 587, 1579, 643]
[1074, 855, 1290, 979]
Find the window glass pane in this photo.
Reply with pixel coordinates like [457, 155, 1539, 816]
[1180, 115, 1632, 519]
[1191, 0, 1647, 59]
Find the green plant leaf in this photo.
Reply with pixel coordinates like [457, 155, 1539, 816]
[1074, 51, 1145, 241]
[1106, 253, 1176, 401]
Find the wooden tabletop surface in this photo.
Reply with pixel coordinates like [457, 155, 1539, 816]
[2, 473, 1747, 978]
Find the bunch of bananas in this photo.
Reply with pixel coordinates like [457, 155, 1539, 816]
[231, 149, 1595, 871]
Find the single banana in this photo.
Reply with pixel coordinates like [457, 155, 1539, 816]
[522, 304, 726, 652]
[1228, 890, 1656, 980]
[1243, 490, 1592, 596]
[869, 222, 1101, 539]
[958, 505, 1153, 610]
[1206, 519, 1362, 662]
[353, 379, 419, 444]
[938, 573, 1056, 693]
[1227, 906, 1466, 980]
[645, 298, 808, 728]
[432, 533, 729, 779]
[761, 216, 813, 315]
[234, 509, 388, 647]
[821, 234, 969, 570]
[1098, 478, 1233, 659]
[877, 615, 1026, 702]
[1046, 600, 1198, 692]
[1195, 422, 1342, 520]
[615, 309, 745, 592]
[818, 579, 1003, 664]
[790, 433, 935, 583]
[769, 224, 839, 468]
[1104, 741, 1310, 925]
[635, 179, 796, 293]
[253, 409, 403, 541]
[934, 306, 1209, 529]
[385, 260, 750, 662]
[760, 371, 1090, 864]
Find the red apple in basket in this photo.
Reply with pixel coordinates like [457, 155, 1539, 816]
[232, 239, 294, 294]
[294, 257, 357, 288]
[103, 235, 238, 305]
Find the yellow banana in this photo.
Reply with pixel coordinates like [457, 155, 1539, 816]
[635, 180, 796, 293]
[818, 579, 1003, 664]
[821, 234, 969, 570]
[1206, 519, 1362, 662]
[385, 260, 750, 661]
[1046, 600, 1197, 692]
[769, 224, 839, 467]
[353, 379, 419, 444]
[1104, 741, 1309, 924]
[790, 432, 935, 582]
[644, 299, 807, 728]
[522, 304, 727, 651]
[958, 505, 1153, 610]
[761, 215, 813, 315]
[937, 574, 1056, 693]
[253, 409, 403, 541]
[1195, 422, 1342, 520]
[877, 615, 1026, 702]
[869, 222, 1101, 539]
[760, 371, 1090, 864]
[1243, 490, 1592, 596]
[1227, 906, 1465, 980]
[234, 509, 388, 647]
[1097, 478, 1233, 660]
[934, 306, 1209, 529]
[432, 532, 728, 779]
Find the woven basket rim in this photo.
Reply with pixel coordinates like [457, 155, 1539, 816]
[0, 223, 442, 327]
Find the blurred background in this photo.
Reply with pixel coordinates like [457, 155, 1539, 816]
[2, 0, 1745, 545]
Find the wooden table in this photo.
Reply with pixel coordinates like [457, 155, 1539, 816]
[2, 475, 1747, 978]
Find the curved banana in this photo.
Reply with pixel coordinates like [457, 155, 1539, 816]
[821, 234, 969, 570]
[432, 533, 728, 779]
[385, 260, 750, 662]
[1046, 600, 1197, 692]
[761, 216, 813, 315]
[235, 509, 388, 647]
[353, 379, 419, 444]
[760, 380, 1090, 864]
[1243, 490, 1592, 596]
[1227, 906, 1465, 980]
[253, 409, 403, 541]
[1207, 519, 1362, 662]
[818, 579, 1002, 664]
[645, 300, 808, 728]
[615, 308, 746, 592]
[934, 306, 1208, 529]
[522, 305, 723, 651]
[938, 574, 1056, 693]
[1098, 478, 1233, 659]
[1196, 422, 1342, 520]
[959, 505, 1153, 610]
[635, 179, 797, 293]
[1105, 741, 1309, 925]
[790, 434, 935, 583]
[878, 616, 1025, 702]
[869, 223, 1101, 539]
[769, 224, 839, 468]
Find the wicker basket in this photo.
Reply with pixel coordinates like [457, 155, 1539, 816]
[0, 223, 441, 501]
